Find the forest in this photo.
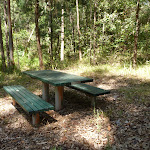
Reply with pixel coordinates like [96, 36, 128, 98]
[0, 0, 150, 71]
[0, 0, 150, 150]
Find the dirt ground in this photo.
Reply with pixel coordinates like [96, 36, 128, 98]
[0, 73, 150, 150]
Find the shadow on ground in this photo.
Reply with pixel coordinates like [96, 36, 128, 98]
[0, 69, 150, 149]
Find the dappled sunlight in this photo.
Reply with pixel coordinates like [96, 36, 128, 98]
[73, 116, 114, 149]
[67, 63, 150, 82]
[39, 110, 114, 149]
[108, 65, 150, 80]
[0, 97, 31, 130]
[0, 98, 16, 117]
[7, 114, 30, 129]
[33, 89, 42, 96]
[0, 64, 150, 149]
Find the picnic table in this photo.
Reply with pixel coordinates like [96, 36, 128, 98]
[23, 70, 93, 110]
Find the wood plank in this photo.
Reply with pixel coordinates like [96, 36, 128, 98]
[23, 70, 93, 86]
[3, 86, 34, 113]
[3, 86, 54, 114]
[3, 85, 54, 125]
[6, 86, 38, 112]
[16, 86, 54, 110]
[12, 86, 41, 112]
[67, 83, 110, 96]
[12, 85, 54, 111]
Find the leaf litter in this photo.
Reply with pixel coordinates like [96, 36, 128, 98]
[0, 75, 150, 150]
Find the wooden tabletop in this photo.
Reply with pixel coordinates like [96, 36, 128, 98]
[23, 70, 93, 86]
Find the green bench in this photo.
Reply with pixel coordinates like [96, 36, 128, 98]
[67, 83, 110, 106]
[3, 85, 54, 125]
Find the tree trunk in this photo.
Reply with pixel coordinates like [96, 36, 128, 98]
[0, 16, 6, 71]
[35, 0, 44, 70]
[133, 0, 140, 68]
[70, 11, 75, 53]
[48, 0, 53, 63]
[76, 0, 82, 60]
[90, 0, 92, 65]
[93, 2, 97, 65]
[60, 7, 64, 61]
[4, 0, 10, 68]
[7, 0, 15, 69]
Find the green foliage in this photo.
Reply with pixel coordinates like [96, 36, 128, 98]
[0, 0, 150, 70]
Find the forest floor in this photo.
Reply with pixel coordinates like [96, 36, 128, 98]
[0, 66, 150, 150]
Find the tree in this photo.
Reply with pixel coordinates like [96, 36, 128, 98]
[93, 1, 97, 65]
[46, 0, 53, 65]
[7, 0, 15, 69]
[76, 0, 82, 60]
[0, 13, 6, 71]
[1, 0, 149, 69]
[4, 0, 10, 68]
[133, 0, 140, 68]
[60, 4, 64, 61]
[35, 0, 44, 69]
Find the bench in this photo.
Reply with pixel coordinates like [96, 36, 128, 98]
[67, 83, 110, 106]
[3, 85, 54, 125]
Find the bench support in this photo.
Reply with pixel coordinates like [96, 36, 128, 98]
[55, 86, 64, 111]
[67, 83, 110, 107]
[32, 113, 40, 125]
[42, 82, 49, 101]
[91, 97, 96, 107]
[12, 99, 16, 106]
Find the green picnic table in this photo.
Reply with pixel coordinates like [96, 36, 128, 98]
[23, 70, 93, 110]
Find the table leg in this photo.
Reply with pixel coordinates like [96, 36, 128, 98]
[42, 82, 49, 101]
[55, 86, 64, 111]
[32, 113, 40, 125]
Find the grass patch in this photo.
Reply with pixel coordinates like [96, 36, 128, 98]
[118, 85, 150, 105]
[66, 60, 150, 80]
[65, 62, 150, 105]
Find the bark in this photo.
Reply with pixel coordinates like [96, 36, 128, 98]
[35, 0, 44, 70]
[16, 39, 20, 69]
[48, 0, 53, 62]
[133, 0, 140, 68]
[90, 0, 92, 65]
[70, 11, 75, 53]
[7, 0, 15, 68]
[4, 0, 10, 68]
[76, 0, 82, 60]
[93, 2, 97, 65]
[60, 7, 64, 61]
[0, 16, 6, 71]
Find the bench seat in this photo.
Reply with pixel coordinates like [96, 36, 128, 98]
[3, 85, 54, 125]
[67, 83, 110, 106]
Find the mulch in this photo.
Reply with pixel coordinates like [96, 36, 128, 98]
[0, 79, 150, 150]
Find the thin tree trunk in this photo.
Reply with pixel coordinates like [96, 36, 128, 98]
[76, 0, 82, 60]
[27, 27, 35, 44]
[60, 7, 64, 61]
[70, 11, 75, 53]
[0, 16, 6, 71]
[133, 0, 140, 68]
[16, 38, 20, 69]
[48, 0, 53, 62]
[7, 0, 15, 69]
[93, 2, 97, 65]
[4, 0, 10, 68]
[90, 0, 92, 65]
[35, 0, 44, 70]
